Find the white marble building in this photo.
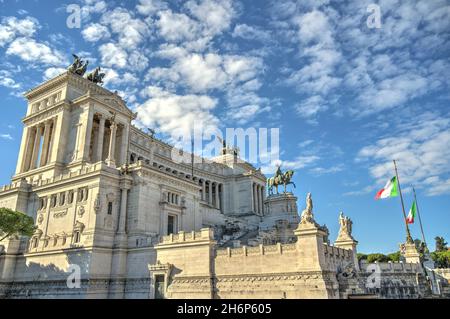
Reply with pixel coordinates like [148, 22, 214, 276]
[0, 71, 267, 298]
[0, 71, 447, 299]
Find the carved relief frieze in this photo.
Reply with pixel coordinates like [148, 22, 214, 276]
[53, 209, 68, 219]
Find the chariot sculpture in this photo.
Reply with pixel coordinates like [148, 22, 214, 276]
[68, 54, 106, 85]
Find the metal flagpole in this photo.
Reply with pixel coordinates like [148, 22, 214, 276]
[393, 160, 414, 244]
[191, 134, 195, 179]
[413, 186, 427, 248]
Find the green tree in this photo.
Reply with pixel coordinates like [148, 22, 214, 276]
[435, 236, 448, 252]
[387, 251, 401, 262]
[431, 251, 450, 268]
[357, 253, 368, 261]
[366, 253, 389, 263]
[0, 208, 36, 242]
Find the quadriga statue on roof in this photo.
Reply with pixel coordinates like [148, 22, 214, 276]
[86, 67, 106, 85]
[68, 54, 89, 77]
[67, 54, 106, 86]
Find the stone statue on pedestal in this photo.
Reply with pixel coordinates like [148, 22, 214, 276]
[337, 212, 354, 241]
[267, 166, 296, 195]
[300, 193, 318, 226]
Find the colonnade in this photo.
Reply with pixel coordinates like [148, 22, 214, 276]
[252, 182, 265, 215]
[21, 118, 55, 172]
[200, 179, 223, 212]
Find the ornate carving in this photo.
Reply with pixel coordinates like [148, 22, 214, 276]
[94, 193, 101, 214]
[37, 214, 44, 224]
[300, 193, 318, 226]
[53, 210, 68, 219]
[337, 212, 354, 241]
[78, 206, 85, 217]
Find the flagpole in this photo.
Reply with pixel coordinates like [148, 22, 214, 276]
[191, 134, 195, 179]
[413, 186, 427, 248]
[393, 160, 414, 244]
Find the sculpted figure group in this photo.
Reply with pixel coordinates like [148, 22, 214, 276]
[68, 54, 105, 85]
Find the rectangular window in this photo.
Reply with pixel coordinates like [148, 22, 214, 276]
[167, 215, 176, 235]
[107, 202, 113, 215]
[154, 275, 165, 299]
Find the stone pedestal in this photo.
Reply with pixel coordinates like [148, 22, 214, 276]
[264, 192, 298, 216]
[335, 238, 359, 271]
[403, 242, 421, 265]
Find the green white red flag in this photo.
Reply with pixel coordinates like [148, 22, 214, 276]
[375, 176, 399, 199]
[406, 200, 417, 224]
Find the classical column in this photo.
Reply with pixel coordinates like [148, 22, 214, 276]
[120, 124, 129, 165]
[257, 185, 262, 215]
[261, 186, 266, 215]
[219, 184, 223, 212]
[30, 125, 43, 169]
[106, 122, 117, 167]
[202, 180, 206, 201]
[215, 183, 220, 209]
[96, 116, 105, 162]
[20, 127, 35, 173]
[39, 120, 52, 167]
[208, 181, 212, 205]
[252, 183, 257, 213]
[118, 188, 129, 233]
[82, 107, 94, 162]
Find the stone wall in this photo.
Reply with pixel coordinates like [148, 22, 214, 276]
[149, 225, 356, 299]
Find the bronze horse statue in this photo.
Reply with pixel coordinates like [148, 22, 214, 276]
[267, 168, 296, 195]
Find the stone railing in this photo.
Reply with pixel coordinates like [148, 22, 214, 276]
[32, 162, 105, 188]
[323, 244, 352, 259]
[216, 242, 297, 258]
[159, 228, 214, 244]
[359, 260, 421, 273]
[433, 268, 450, 281]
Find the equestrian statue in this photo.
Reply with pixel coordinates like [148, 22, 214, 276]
[267, 166, 296, 195]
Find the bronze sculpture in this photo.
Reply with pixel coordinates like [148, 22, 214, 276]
[267, 166, 296, 195]
[68, 54, 89, 77]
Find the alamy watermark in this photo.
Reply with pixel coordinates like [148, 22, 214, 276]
[67, 264, 81, 289]
[66, 4, 81, 29]
[367, 4, 382, 29]
[169, 126, 280, 166]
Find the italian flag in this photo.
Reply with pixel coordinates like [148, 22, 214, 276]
[375, 176, 399, 199]
[407, 201, 416, 224]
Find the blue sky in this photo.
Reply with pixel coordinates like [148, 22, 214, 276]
[0, 0, 449, 253]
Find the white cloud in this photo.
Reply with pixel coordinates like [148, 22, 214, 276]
[80, 0, 108, 21]
[99, 42, 128, 68]
[156, 10, 200, 42]
[0, 16, 39, 46]
[43, 67, 66, 80]
[100, 7, 150, 49]
[0, 70, 21, 89]
[232, 24, 271, 42]
[0, 134, 13, 140]
[357, 112, 450, 196]
[136, 86, 219, 139]
[261, 155, 319, 175]
[82, 23, 110, 42]
[136, 0, 168, 15]
[295, 95, 327, 119]
[6, 37, 66, 66]
[185, 0, 236, 36]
